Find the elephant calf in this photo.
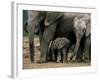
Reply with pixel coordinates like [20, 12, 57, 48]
[51, 37, 70, 63]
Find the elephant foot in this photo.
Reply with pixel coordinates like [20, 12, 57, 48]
[57, 57, 61, 63]
[57, 58, 61, 63]
[63, 59, 67, 63]
[57, 60, 60, 63]
[83, 58, 90, 63]
[40, 58, 47, 63]
[75, 58, 84, 62]
[40, 61, 47, 63]
[84, 59, 90, 63]
[83, 56, 90, 63]
[52, 58, 56, 62]
[46, 57, 51, 62]
[70, 54, 75, 60]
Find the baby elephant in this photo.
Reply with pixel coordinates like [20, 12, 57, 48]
[51, 37, 70, 63]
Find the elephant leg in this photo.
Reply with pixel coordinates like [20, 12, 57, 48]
[28, 22, 35, 63]
[89, 43, 91, 61]
[46, 41, 53, 61]
[83, 36, 91, 62]
[40, 23, 57, 63]
[39, 27, 44, 43]
[62, 48, 67, 63]
[70, 35, 81, 61]
[75, 44, 83, 62]
[51, 46, 56, 61]
[29, 32, 34, 63]
[52, 52, 56, 61]
[75, 34, 86, 62]
[57, 49, 62, 63]
[47, 47, 53, 61]
[27, 11, 38, 63]
[40, 35, 48, 63]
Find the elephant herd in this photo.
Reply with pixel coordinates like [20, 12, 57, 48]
[23, 10, 91, 63]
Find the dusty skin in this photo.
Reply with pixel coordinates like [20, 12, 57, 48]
[23, 36, 90, 69]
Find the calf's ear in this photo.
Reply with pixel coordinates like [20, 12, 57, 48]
[44, 12, 63, 26]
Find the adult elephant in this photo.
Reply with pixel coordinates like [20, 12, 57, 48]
[40, 12, 91, 63]
[70, 14, 91, 61]
[24, 10, 46, 63]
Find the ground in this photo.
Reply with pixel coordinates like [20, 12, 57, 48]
[23, 36, 90, 69]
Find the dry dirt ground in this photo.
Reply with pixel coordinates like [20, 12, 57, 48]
[23, 36, 90, 69]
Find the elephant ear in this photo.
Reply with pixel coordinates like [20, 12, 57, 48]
[44, 12, 63, 26]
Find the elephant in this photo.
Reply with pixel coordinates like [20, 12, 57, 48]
[23, 10, 46, 63]
[50, 37, 70, 63]
[70, 14, 91, 61]
[40, 12, 91, 63]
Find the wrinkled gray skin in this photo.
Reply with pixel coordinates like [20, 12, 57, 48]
[50, 37, 70, 63]
[24, 10, 91, 63]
